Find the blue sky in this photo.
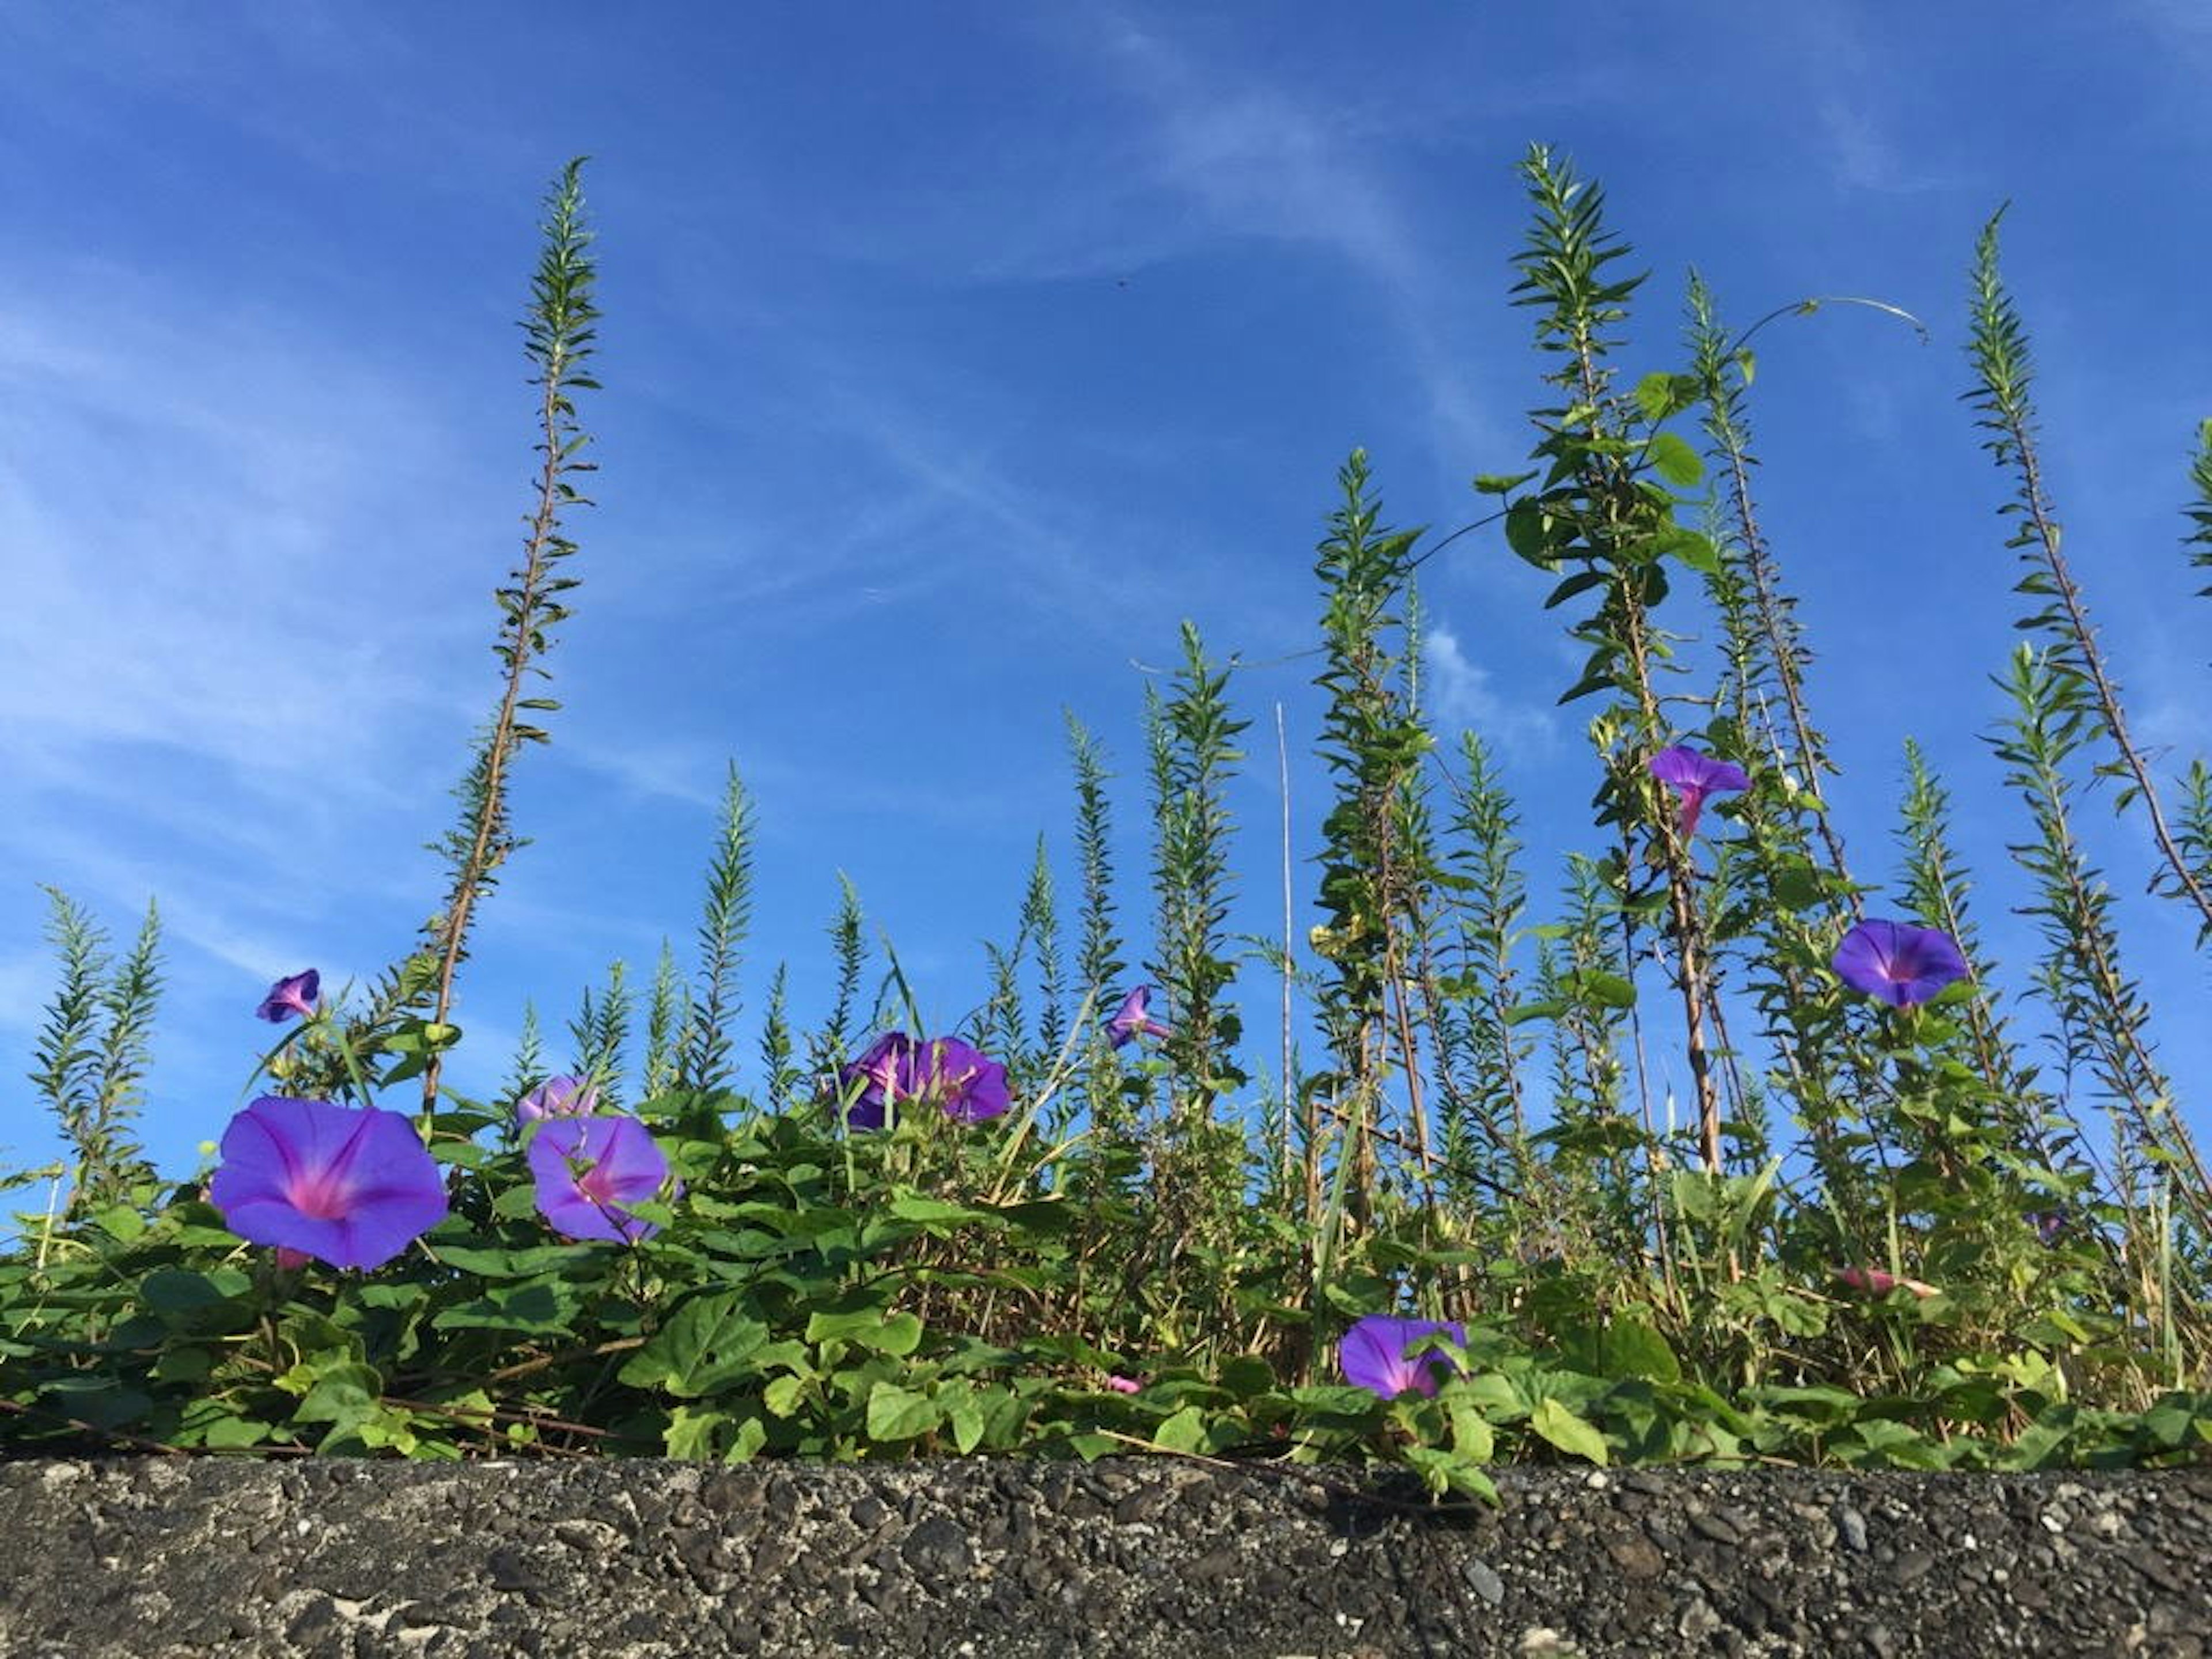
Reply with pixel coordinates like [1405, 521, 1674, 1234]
[3, 1, 2209, 1187]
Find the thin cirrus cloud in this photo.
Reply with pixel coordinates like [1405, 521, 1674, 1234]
[1422, 625, 1558, 763]
[1074, 17, 1503, 474]
[0, 269, 485, 793]
[0, 263, 505, 1169]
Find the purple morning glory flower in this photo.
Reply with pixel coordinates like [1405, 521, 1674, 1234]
[1339, 1314, 1468, 1400]
[527, 1113, 672, 1244]
[1836, 1265, 1939, 1300]
[838, 1031, 915, 1128]
[839, 1032, 1011, 1128]
[1831, 918, 1969, 1008]
[1107, 986, 1173, 1049]
[208, 1096, 448, 1271]
[1647, 745, 1749, 840]
[923, 1036, 1012, 1123]
[516, 1074, 599, 1125]
[256, 969, 321, 1024]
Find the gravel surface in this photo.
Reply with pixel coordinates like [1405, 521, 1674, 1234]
[2, 1456, 2206, 1657]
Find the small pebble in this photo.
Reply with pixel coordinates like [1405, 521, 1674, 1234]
[1838, 1506, 1869, 1553]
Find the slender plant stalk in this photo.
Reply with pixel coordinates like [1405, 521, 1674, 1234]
[677, 764, 755, 1096]
[1510, 145, 1726, 1172]
[1994, 644, 2212, 1233]
[422, 158, 600, 1111]
[1968, 210, 2212, 937]
[1687, 271, 1857, 903]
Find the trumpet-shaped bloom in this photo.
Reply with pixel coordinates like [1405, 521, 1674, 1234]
[1831, 919, 1969, 1008]
[1103, 1374, 1143, 1395]
[256, 969, 321, 1024]
[1339, 1314, 1467, 1399]
[839, 1031, 915, 1125]
[1836, 1266, 1940, 1300]
[1107, 986, 1172, 1048]
[516, 1074, 599, 1124]
[209, 1096, 447, 1270]
[839, 1032, 1010, 1128]
[527, 1114, 671, 1244]
[1648, 746, 1750, 840]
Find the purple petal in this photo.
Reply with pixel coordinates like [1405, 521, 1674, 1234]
[919, 1035, 988, 1082]
[516, 1074, 597, 1124]
[945, 1055, 1011, 1123]
[839, 1032, 915, 1126]
[1648, 745, 1749, 795]
[1832, 919, 1969, 1008]
[209, 1097, 446, 1270]
[843, 1094, 887, 1131]
[1676, 787, 1707, 840]
[255, 969, 321, 1024]
[528, 1115, 671, 1243]
[1339, 1315, 1467, 1399]
[918, 1037, 1010, 1123]
[1107, 986, 1175, 1048]
[1649, 747, 1748, 840]
[1107, 987, 1152, 1047]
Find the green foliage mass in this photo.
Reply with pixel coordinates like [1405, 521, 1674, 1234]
[9, 150, 2212, 1495]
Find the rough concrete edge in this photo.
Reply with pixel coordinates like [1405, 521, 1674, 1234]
[2, 1457, 2209, 1658]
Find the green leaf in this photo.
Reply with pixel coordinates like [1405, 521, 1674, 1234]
[1154, 1406, 1208, 1454]
[41, 1375, 152, 1430]
[432, 1244, 594, 1278]
[805, 1306, 924, 1357]
[762, 1374, 807, 1418]
[1474, 469, 1537, 496]
[1446, 1393, 1496, 1463]
[1505, 501, 1559, 568]
[290, 1362, 383, 1430]
[198, 1412, 273, 1450]
[1218, 1355, 1275, 1398]
[1403, 1446, 1499, 1505]
[886, 1193, 992, 1228]
[139, 1266, 252, 1319]
[1597, 1317, 1679, 1384]
[90, 1205, 146, 1244]
[1649, 431, 1702, 486]
[866, 1382, 942, 1442]
[1504, 999, 1567, 1026]
[429, 1278, 578, 1336]
[1657, 528, 1720, 574]
[1544, 569, 1610, 610]
[619, 1291, 769, 1397]
[938, 1382, 988, 1455]
[664, 1404, 733, 1460]
[1633, 372, 1703, 423]
[1575, 971, 1637, 1010]
[1529, 1397, 1610, 1466]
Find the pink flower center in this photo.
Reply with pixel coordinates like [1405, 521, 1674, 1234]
[577, 1159, 620, 1204]
[287, 1165, 354, 1221]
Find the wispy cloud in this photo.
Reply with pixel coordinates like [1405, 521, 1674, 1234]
[1816, 96, 1951, 196]
[0, 266, 487, 798]
[0, 259, 518, 1063]
[0, 946, 53, 1035]
[1422, 624, 1557, 760]
[1074, 18, 1501, 470]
